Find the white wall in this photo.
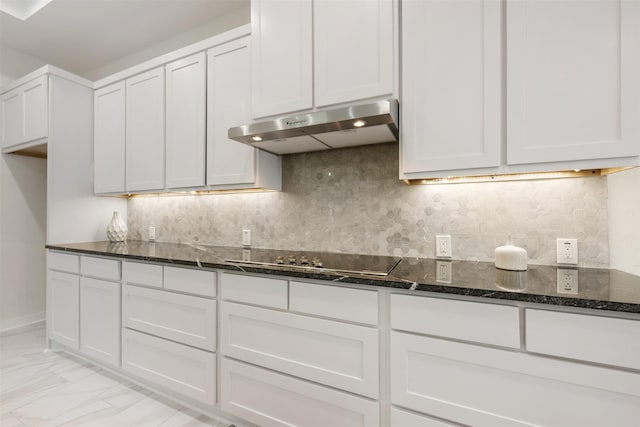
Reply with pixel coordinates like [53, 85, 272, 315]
[0, 46, 48, 331]
[0, 44, 47, 88]
[0, 154, 47, 331]
[83, 5, 250, 81]
[608, 167, 640, 276]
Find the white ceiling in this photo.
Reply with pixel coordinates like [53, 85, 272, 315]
[0, 0, 249, 76]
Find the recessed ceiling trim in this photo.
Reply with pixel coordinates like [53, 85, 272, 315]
[0, 0, 54, 20]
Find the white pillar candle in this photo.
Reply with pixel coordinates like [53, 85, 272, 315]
[495, 236, 528, 271]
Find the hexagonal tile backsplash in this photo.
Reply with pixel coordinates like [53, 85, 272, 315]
[127, 144, 609, 267]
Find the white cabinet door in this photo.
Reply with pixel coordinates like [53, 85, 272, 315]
[1, 87, 23, 148]
[220, 301, 379, 398]
[401, 0, 501, 175]
[314, 0, 394, 107]
[251, 0, 313, 118]
[47, 270, 80, 349]
[94, 82, 126, 194]
[165, 53, 206, 189]
[80, 277, 121, 367]
[391, 331, 640, 427]
[122, 328, 216, 405]
[126, 67, 165, 192]
[221, 358, 380, 427]
[206, 37, 256, 186]
[507, 0, 640, 165]
[21, 75, 48, 143]
[1, 75, 48, 148]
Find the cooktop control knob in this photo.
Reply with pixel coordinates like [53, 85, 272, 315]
[312, 257, 323, 268]
[288, 255, 297, 264]
[276, 256, 284, 265]
[300, 256, 309, 265]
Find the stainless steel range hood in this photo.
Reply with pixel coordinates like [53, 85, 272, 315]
[228, 99, 399, 155]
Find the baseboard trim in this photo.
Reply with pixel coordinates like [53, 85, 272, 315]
[0, 312, 45, 335]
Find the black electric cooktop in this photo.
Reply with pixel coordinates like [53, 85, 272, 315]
[226, 248, 401, 277]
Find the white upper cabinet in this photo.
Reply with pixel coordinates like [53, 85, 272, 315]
[1, 87, 22, 148]
[93, 25, 281, 194]
[1, 75, 48, 149]
[251, 0, 396, 118]
[251, 0, 313, 118]
[207, 37, 256, 186]
[22, 76, 48, 143]
[126, 67, 165, 192]
[94, 82, 126, 194]
[401, 0, 502, 175]
[165, 53, 206, 189]
[314, 0, 394, 108]
[507, 0, 640, 165]
[401, 0, 640, 179]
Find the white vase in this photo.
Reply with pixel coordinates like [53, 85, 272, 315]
[106, 211, 128, 242]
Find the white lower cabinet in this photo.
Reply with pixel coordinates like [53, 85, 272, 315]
[122, 284, 216, 351]
[221, 357, 379, 427]
[80, 277, 120, 366]
[220, 301, 379, 398]
[44, 254, 640, 427]
[122, 328, 216, 405]
[390, 331, 640, 427]
[47, 270, 80, 349]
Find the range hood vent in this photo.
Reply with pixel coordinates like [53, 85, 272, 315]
[228, 99, 399, 155]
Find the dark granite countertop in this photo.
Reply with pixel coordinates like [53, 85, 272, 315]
[46, 240, 640, 314]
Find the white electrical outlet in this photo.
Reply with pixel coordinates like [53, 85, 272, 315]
[556, 238, 578, 265]
[436, 235, 452, 258]
[148, 225, 156, 241]
[436, 260, 452, 283]
[242, 229, 251, 247]
[557, 268, 579, 294]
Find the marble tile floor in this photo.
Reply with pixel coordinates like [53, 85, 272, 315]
[0, 323, 230, 427]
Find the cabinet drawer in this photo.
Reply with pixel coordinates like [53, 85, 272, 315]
[526, 309, 640, 371]
[48, 251, 79, 274]
[391, 294, 520, 348]
[289, 281, 378, 325]
[164, 266, 216, 297]
[221, 273, 287, 309]
[390, 331, 640, 427]
[122, 328, 216, 405]
[122, 261, 163, 288]
[390, 407, 459, 427]
[122, 284, 216, 351]
[81, 256, 120, 281]
[220, 301, 378, 398]
[221, 358, 380, 427]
